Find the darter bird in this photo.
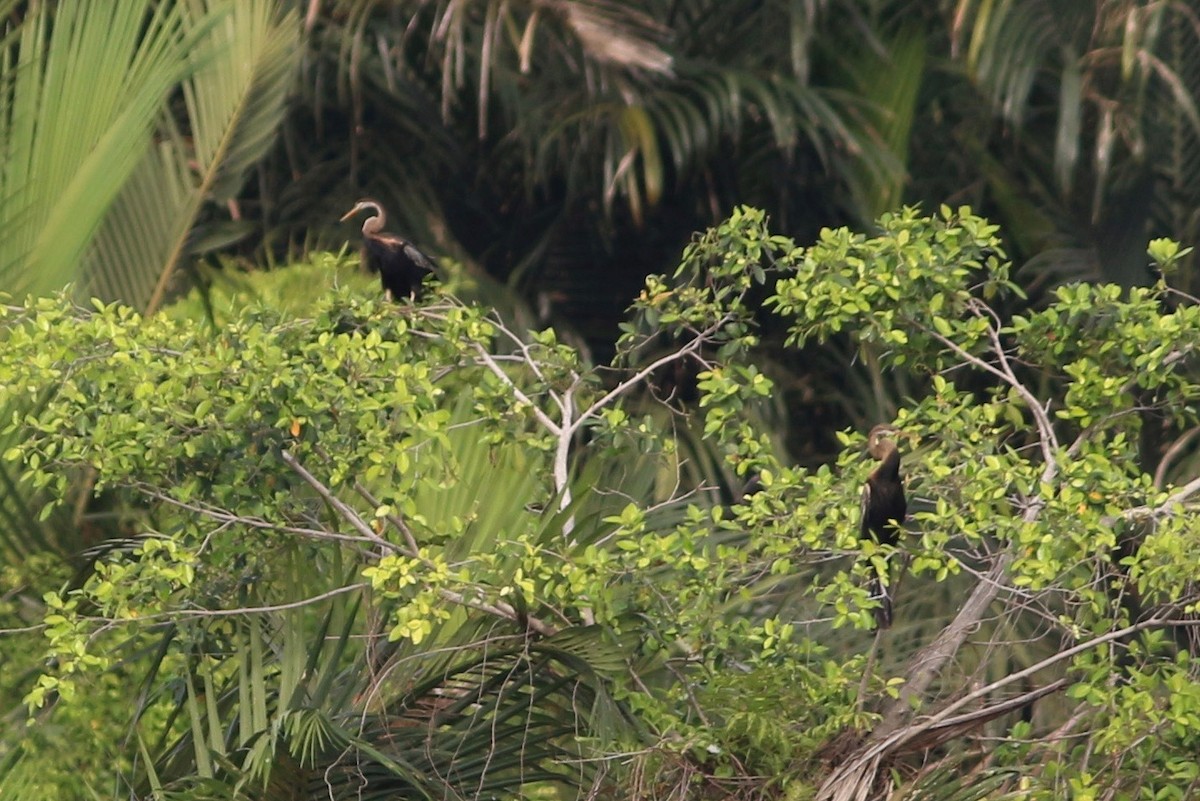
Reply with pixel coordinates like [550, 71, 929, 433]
[860, 424, 909, 629]
[340, 199, 436, 301]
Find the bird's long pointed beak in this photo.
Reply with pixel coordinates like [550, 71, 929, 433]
[339, 207, 358, 222]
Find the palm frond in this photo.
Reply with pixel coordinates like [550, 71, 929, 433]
[138, 575, 627, 798]
[959, 0, 1062, 126]
[1149, 1, 1200, 291]
[0, 0, 300, 600]
[900, 754, 1024, 801]
[539, 0, 673, 74]
[0, 0, 197, 296]
[837, 26, 925, 221]
[82, 0, 301, 313]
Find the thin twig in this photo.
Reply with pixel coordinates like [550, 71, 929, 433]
[135, 484, 383, 550]
[572, 323, 720, 430]
[470, 343, 562, 435]
[351, 481, 421, 556]
[85, 584, 369, 637]
[897, 677, 1070, 753]
[881, 304, 1060, 732]
[820, 617, 1200, 801]
[282, 449, 561, 636]
[280, 450, 401, 554]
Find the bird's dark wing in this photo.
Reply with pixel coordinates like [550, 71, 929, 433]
[863, 474, 906, 546]
[400, 241, 436, 273]
[861, 446, 907, 630]
[364, 235, 435, 300]
[861, 479, 895, 628]
[860, 482, 872, 539]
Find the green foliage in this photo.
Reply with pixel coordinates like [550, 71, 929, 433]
[4, 207, 1200, 799]
[770, 205, 1016, 359]
[0, 0, 302, 653]
[88, 0, 302, 314]
[0, 272, 740, 795]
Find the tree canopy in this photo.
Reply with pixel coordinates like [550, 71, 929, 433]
[3, 207, 1200, 799]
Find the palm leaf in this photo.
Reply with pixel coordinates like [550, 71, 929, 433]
[838, 25, 926, 220]
[0, 0, 201, 296]
[901, 754, 1023, 801]
[961, 0, 1061, 126]
[82, 0, 301, 313]
[121, 373, 649, 798]
[139, 577, 624, 798]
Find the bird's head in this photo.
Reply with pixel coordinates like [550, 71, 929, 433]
[866, 424, 911, 459]
[339, 199, 382, 223]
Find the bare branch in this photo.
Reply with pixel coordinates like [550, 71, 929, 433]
[1154, 425, 1200, 489]
[1124, 472, 1200, 521]
[913, 617, 1199, 733]
[351, 480, 421, 556]
[880, 302, 1061, 732]
[820, 617, 1200, 801]
[135, 484, 385, 551]
[897, 677, 1070, 754]
[977, 298, 1060, 467]
[488, 313, 574, 419]
[557, 383, 577, 529]
[282, 450, 562, 637]
[571, 323, 719, 432]
[280, 450, 402, 554]
[468, 301, 738, 536]
[96, 583, 370, 622]
[470, 342, 563, 436]
[876, 553, 1013, 735]
[437, 587, 558, 637]
[920, 301, 1059, 470]
[1162, 473, 1200, 509]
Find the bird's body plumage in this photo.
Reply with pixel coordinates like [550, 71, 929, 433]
[860, 425, 908, 629]
[340, 200, 435, 300]
[361, 232, 435, 300]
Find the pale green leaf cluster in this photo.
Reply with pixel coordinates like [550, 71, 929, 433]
[770, 204, 1017, 367]
[5, 205, 1200, 797]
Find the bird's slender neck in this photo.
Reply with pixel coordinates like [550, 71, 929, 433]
[872, 442, 901, 481]
[361, 203, 385, 236]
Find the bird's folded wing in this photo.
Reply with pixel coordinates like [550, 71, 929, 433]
[402, 242, 436, 272]
[859, 483, 871, 538]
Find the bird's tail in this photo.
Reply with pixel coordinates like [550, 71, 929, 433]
[869, 574, 892, 630]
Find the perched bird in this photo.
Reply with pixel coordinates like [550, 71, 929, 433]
[860, 424, 908, 629]
[339, 199, 436, 301]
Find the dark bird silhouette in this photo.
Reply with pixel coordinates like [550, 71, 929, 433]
[340, 199, 436, 301]
[861, 424, 908, 629]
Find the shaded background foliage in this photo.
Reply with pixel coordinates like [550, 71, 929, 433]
[5, 1, 1200, 799]
[7, 0, 1200, 421]
[237, 0, 1200, 457]
[265, 0, 1200, 328]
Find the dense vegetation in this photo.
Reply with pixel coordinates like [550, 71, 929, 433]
[4, 207, 1200, 800]
[4, 1, 1200, 799]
